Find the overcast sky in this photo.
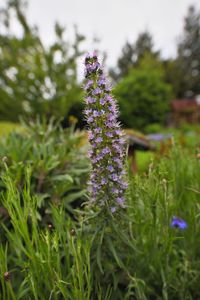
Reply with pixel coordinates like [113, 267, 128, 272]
[8, 0, 200, 67]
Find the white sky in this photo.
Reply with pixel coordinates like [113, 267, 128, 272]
[5, 0, 200, 67]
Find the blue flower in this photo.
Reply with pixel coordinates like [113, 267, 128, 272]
[171, 216, 188, 230]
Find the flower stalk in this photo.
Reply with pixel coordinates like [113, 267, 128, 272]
[83, 52, 128, 212]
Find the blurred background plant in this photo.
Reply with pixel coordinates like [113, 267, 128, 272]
[0, 0, 84, 123]
[114, 53, 173, 130]
[1, 0, 200, 131]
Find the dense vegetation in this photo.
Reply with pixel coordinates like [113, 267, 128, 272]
[0, 1, 200, 299]
[0, 0, 84, 122]
[114, 54, 173, 129]
[0, 121, 199, 299]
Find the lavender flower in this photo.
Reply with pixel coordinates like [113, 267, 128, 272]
[83, 52, 128, 211]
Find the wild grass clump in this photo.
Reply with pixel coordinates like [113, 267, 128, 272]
[126, 146, 200, 299]
[0, 167, 92, 299]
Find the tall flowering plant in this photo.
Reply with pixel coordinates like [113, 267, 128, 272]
[83, 52, 128, 212]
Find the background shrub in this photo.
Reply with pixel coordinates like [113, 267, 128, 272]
[114, 55, 173, 130]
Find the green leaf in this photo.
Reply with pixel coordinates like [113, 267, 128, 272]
[63, 189, 86, 204]
[106, 237, 125, 269]
[97, 243, 104, 274]
[96, 225, 105, 274]
[51, 174, 73, 183]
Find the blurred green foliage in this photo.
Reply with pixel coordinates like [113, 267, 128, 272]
[1, 1, 200, 129]
[111, 5, 200, 99]
[0, 122, 21, 137]
[163, 6, 200, 98]
[114, 54, 173, 130]
[0, 0, 84, 122]
[110, 31, 160, 81]
[176, 6, 200, 97]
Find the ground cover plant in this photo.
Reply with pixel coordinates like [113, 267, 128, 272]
[0, 53, 199, 299]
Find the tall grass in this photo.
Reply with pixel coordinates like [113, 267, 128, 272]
[0, 167, 92, 299]
[126, 147, 200, 299]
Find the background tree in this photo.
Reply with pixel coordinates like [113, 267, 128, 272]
[110, 31, 160, 81]
[165, 5, 200, 98]
[114, 54, 173, 129]
[0, 0, 84, 122]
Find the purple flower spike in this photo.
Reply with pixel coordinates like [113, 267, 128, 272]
[83, 52, 128, 209]
[171, 216, 188, 230]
